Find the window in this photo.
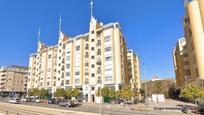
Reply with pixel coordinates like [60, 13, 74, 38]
[75, 78, 80, 84]
[85, 72, 89, 76]
[97, 40, 101, 46]
[105, 47, 111, 52]
[91, 73, 95, 77]
[105, 56, 112, 61]
[76, 46, 80, 51]
[85, 62, 89, 67]
[61, 80, 64, 86]
[85, 44, 89, 50]
[48, 55, 51, 59]
[105, 76, 112, 81]
[91, 47, 94, 51]
[85, 37, 89, 42]
[97, 49, 101, 55]
[91, 39, 94, 42]
[47, 68, 51, 72]
[92, 87, 94, 90]
[85, 52, 89, 58]
[75, 71, 80, 75]
[106, 68, 112, 71]
[66, 72, 70, 76]
[105, 35, 111, 42]
[91, 56, 94, 59]
[65, 80, 70, 85]
[66, 56, 70, 61]
[66, 64, 70, 69]
[85, 78, 89, 84]
[91, 64, 94, 68]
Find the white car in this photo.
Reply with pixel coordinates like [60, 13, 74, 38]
[21, 98, 27, 102]
[35, 99, 40, 103]
[9, 98, 21, 104]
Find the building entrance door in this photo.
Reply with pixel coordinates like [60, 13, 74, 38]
[92, 94, 95, 102]
[85, 94, 88, 102]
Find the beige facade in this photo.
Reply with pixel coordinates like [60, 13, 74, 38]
[173, 0, 204, 88]
[173, 38, 191, 88]
[0, 66, 28, 97]
[127, 49, 141, 91]
[27, 16, 140, 102]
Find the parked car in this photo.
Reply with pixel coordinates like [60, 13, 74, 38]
[111, 99, 124, 104]
[9, 98, 21, 104]
[35, 99, 40, 103]
[48, 98, 56, 104]
[197, 104, 204, 115]
[21, 98, 27, 102]
[72, 100, 80, 106]
[59, 100, 74, 108]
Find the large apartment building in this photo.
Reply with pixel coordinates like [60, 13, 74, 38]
[173, 0, 204, 88]
[127, 49, 141, 91]
[173, 38, 190, 87]
[27, 16, 141, 102]
[0, 66, 28, 97]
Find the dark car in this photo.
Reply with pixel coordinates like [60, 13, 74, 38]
[48, 98, 56, 104]
[59, 100, 74, 108]
[197, 105, 204, 115]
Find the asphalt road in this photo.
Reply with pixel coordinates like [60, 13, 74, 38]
[0, 100, 186, 115]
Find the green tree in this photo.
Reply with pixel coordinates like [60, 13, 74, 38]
[120, 86, 135, 100]
[108, 89, 116, 99]
[71, 88, 81, 98]
[180, 85, 204, 102]
[39, 88, 49, 99]
[29, 88, 40, 97]
[66, 88, 73, 99]
[139, 88, 145, 97]
[154, 81, 162, 94]
[96, 87, 111, 97]
[54, 88, 66, 98]
[115, 90, 122, 98]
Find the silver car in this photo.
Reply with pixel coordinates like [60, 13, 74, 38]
[9, 98, 21, 104]
[59, 100, 74, 108]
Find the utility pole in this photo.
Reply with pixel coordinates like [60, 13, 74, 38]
[143, 63, 148, 108]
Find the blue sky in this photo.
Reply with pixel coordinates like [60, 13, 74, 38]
[0, 0, 184, 80]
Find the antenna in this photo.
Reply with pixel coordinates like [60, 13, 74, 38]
[59, 14, 62, 33]
[37, 27, 41, 45]
[90, 0, 93, 18]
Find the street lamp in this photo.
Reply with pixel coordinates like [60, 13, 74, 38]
[99, 85, 102, 115]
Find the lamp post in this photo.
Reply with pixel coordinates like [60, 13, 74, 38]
[100, 85, 102, 115]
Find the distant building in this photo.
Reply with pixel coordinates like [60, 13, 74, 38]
[127, 49, 141, 91]
[173, 0, 204, 88]
[0, 66, 28, 97]
[151, 76, 162, 81]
